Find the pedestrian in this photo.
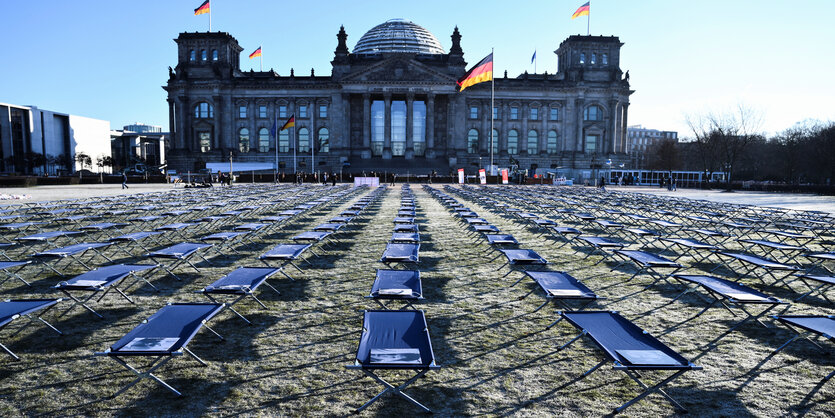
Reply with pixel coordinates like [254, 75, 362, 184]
[672, 176, 677, 191]
[599, 176, 606, 192]
[121, 171, 129, 189]
[331, 172, 337, 186]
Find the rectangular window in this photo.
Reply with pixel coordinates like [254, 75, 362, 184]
[585, 134, 598, 154]
[279, 105, 287, 118]
[510, 107, 518, 120]
[493, 107, 498, 119]
[199, 132, 211, 152]
[319, 105, 327, 118]
[299, 105, 308, 118]
[469, 106, 478, 119]
[391, 101, 406, 156]
[371, 100, 384, 156]
[413, 101, 426, 156]
[258, 105, 267, 118]
[549, 107, 559, 121]
[238, 106, 247, 118]
[530, 108, 538, 121]
[602, 53, 608, 65]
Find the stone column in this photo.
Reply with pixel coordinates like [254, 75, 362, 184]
[621, 102, 629, 154]
[480, 101, 489, 153]
[500, 101, 508, 155]
[405, 93, 414, 159]
[540, 106, 548, 153]
[426, 93, 435, 158]
[167, 99, 176, 149]
[362, 94, 371, 159]
[383, 93, 392, 159]
[177, 96, 189, 151]
[520, 104, 529, 155]
[212, 95, 223, 150]
[247, 100, 256, 152]
[609, 100, 618, 154]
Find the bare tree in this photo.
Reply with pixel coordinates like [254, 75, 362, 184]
[686, 104, 764, 190]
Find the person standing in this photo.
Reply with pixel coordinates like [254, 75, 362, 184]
[331, 172, 337, 186]
[121, 171, 129, 189]
[599, 175, 606, 191]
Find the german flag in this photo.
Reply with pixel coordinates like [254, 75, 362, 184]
[572, 2, 590, 19]
[194, 0, 210, 16]
[280, 115, 295, 131]
[457, 53, 493, 92]
[249, 47, 262, 59]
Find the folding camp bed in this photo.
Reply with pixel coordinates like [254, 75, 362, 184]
[154, 222, 197, 242]
[769, 315, 835, 381]
[313, 223, 345, 234]
[648, 219, 685, 234]
[546, 225, 582, 247]
[484, 233, 518, 247]
[366, 269, 423, 310]
[658, 237, 720, 263]
[393, 223, 419, 233]
[575, 236, 628, 264]
[54, 264, 159, 318]
[464, 217, 489, 226]
[393, 217, 415, 225]
[623, 228, 659, 246]
[346, 310, 440, 413]
[804, 252, 835, 275]
[760, 228, 816, 246]
[792, 274, 835, 303]
[594, 219, 625, 237]
[328, 216, 353, 224]
[669, 274, 788, 339]
[0, 299, 63, 360]
[146, 242, 213, 280]
[471, 224, 500, 234]
[720, 221, 756, 237]
[259, 243, 312, 280]
[612, 250, 683, 287]
[713, 252, 802, 287]
[197, 267, 280, 324]
[518, 271, 600, 326]
[0, 260, 32, 287]
[554, 310, 701, 413]
[79, 222, 130, 239]
[737, 239, 806, 263]
[380, 243, 420, 268]
[95, 303, 225, 396]
[33, 242, 114, 276]
[390, 232, 420, 244]
[109, 231, 164, 256]
[493, 249, 547, 280]
[16, 230, 82, 248]
[291, 231, 335, 253]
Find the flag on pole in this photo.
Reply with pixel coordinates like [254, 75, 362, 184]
[194, 0, 210, 15]
[270, 117, 278, 138]
[248, 47, 262, 59]
[456, 53, 493, 92]
[280, 115, 295, 131]
[531, 51, 536, 64]
[572, 2, 590, 19]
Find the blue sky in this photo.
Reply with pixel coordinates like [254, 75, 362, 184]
[1, 0, 833, 137]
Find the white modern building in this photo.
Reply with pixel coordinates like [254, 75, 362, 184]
[626, 124, 678, 169]
[0, 102, 112, 174]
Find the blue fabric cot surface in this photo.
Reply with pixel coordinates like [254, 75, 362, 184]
[720, 252, 800, 270]
[774, 316, 835, 339]
[0, 299, 60, 327]
[672, 275, 780, 303]
[148, 243, 211, 258]
[260, 243, 312, 259]
[382, 244, 420, 262]
[578, 236, 625, 247]
[201, 232, 247, 241]
[81, 223, 128, 230]
[661, 238, 717, 250]
[615, 250, 680, 267]
[391, 232, 420, 243]
[292, 231, 331, 241]
[235, 223, 268, 231]
[355, 310, 435, 368]
[371, 269, 421, 298]
[17, 231, 81, 241]
[0, 261, 30, 270]
[108, 303, 223, 355]
[485, 234, 518, 245]
[738, 239, 804, 251]
[154, 223, 196, 231]
[562, 311, 693, 369]
[526, 271, 596, 298]
[33, 242, 111, 258]
[57, 264, 157, 290]
[203, 267, 280, 293]
[500, 249, 546, 264]
[110, 232, 162, 242]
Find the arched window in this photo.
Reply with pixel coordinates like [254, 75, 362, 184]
[467, 129, 479, 154]
[602, 53, 608, 65]
[279, 130, 289, 153]
[189, 50, 196, 62]
[259, 128, 269, 152]
[212, 50, 218, 61]
[584, 105, 602, 121]
[491, 129, 499, 155]
[298, 128, 310, 153]
[238, 128, 250, 153]
[527, 130, 538, 155]
[580, 53, 585, 64]
[201, 50, 207, 61]
[318, 128, 329, 153]
[507, 130, 518, 155]
[194, 102, 213, 119]
[591, 53, 597, 64]
[547, 130, 559, 154]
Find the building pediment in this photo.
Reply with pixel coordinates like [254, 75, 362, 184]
[340, 56, 457, 84]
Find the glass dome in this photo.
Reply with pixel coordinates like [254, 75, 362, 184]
[353, 19, 445, 55]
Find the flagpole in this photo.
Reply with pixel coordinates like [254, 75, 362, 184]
[490, 47, 494, 178]
[293, 125, 297, 177]
[273, 115, 278, 183]
[587, 10, 590, 36]
[260, 46, 263, 71]
[311, 126, 315, 175]
[209, 2, 212, 32]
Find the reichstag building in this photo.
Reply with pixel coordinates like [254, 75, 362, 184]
[165, 19, 633, 178]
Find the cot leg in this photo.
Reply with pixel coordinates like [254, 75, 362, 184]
[36, 316, 63, 335]
[0, 342, 20, 360]
[583, 359, 607, 377]
[184, 347, 208, 366]
[558, 330, 586, 349]
[616, 370, 688, 413]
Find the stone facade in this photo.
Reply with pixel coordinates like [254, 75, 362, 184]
[164, 23, 633, 179]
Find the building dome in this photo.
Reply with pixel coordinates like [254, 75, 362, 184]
[353, 19, 445, 55]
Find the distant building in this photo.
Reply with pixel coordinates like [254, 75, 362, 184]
[0, 102, 111, 174]
[123, 123, 163, 134]
[626, 124, 678, 169]
[110, 129, 167, 171]
[164, 19, 634, 179]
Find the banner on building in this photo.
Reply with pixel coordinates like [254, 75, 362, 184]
[478, 169, 486, 185]
[501, 169, 509, 184]
[457, 168, 465, 184]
